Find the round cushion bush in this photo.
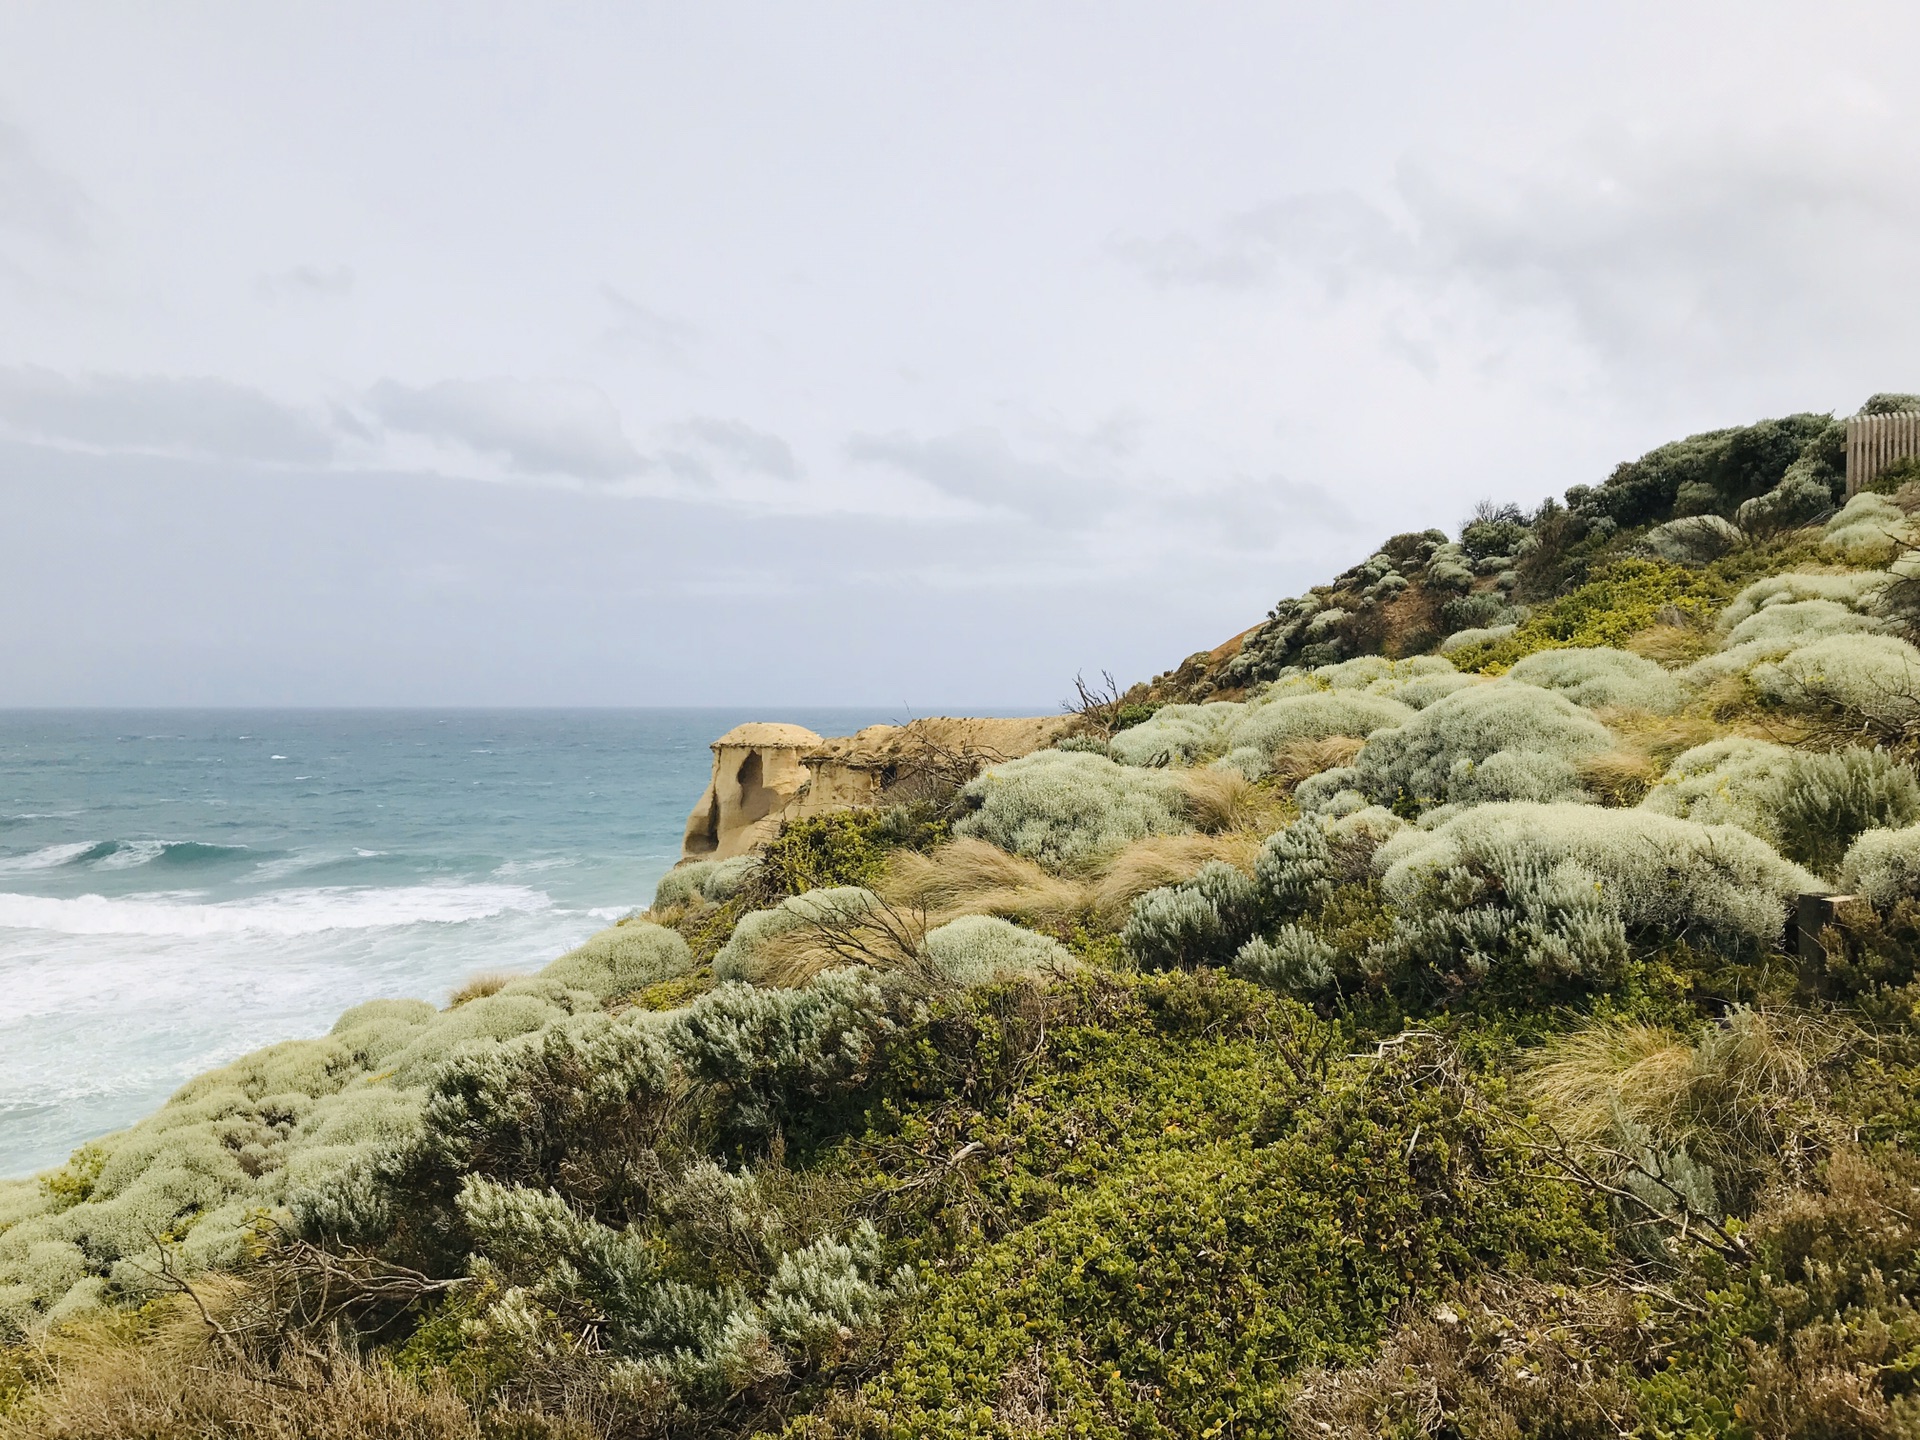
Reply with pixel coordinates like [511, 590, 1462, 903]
[1506, 647, 1683, 712]
[920, 914, 1073, 986]
[1643, 738, 1920, 876]
[1720, 571, 1889, 630]
[1108, 702, 1245, 767]
[955, 750, 1192, 871]
[1375, 800, 1821, 946]
[1842, 824, 1920, 905]
[1224, 692, 1415, 760]
[1348, 682, 1614, 813]
[1752, 633, 1920, 727]
[712, 887, 882, 981]
[540, 919, 693, 1000]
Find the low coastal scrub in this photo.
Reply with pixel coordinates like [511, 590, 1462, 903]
[16, 396, 1920, 1439]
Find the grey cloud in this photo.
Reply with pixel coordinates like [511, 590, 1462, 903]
[597, 285, 697, 365]
[845, 427, 1099, 521]
[0, 365, 332, 463]
[0, 119, 90, 248]
[1115, 191, 1410, 292]
[257, 264, 354, 301]
[367, 376, 647, 481]
[1119, 126, 1920, 388]
[669, 416, 799, 480]
[1206, 477, 1360, 552]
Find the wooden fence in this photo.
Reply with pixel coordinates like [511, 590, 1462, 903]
[1848, 411, 1920, 496]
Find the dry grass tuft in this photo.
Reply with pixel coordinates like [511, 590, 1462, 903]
[1574, 747, 1660, 806]
[1089, 833, 1262, 928]
[0, 1303, 544, 1440]
[1263, 735, 1365, 793]
[1170, 767, 1287, 835]
[881, 839, 1091, 931]
[1628, 622, 1716, 666]
[1526, 1009, 1845, 1189]
[446, 972, 518, 1008]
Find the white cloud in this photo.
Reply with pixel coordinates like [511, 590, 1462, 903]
[0, 365, 332, 463]
[366, 376, 647, 481]
[256, 264, 354, 301]
[0, 118, 89, 249]
[668, 416, 799, 481]
[845, 427, 1101, 522]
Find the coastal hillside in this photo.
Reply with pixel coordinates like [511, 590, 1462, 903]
[11, 398, 1920, 1437]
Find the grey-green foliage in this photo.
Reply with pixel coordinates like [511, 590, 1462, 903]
[1440, 623, 1518, 654]
[1371, 847, 1632, 993]
[1824, 492, 1913, 562]
[1376, 801, 1820, 950]
[712, 887, 881, 982]
[654, 855, 762, 909]
[1724, 599, 1886, 651]
[954, 750, 1192, 871]
[1346, 682, 1614, 813]
[920, 915, 1072, 987]
[1506, 647, 1683, 712]
[1752, 633, 1920, 730]
[1736, 464, 1835, 533]
[1121, 862, 1263, 970]
[1643, 738, 1920, 876]
[1636, 514, 1742, 565]
[454, 1171, 912, 1396]
[668, 970, 889, 1136]
[542, 919, 693, 1000]
[1107, 702, 1245, 767]
[1223, 691, 1414, 761]
[1720, 572, 1890, 631]
[1841, 824, 1920, 905]
[1232, 927, 1336, 993]
[0, 997, 446, 1337]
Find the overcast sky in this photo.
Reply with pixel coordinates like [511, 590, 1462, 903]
[2, 3, 1918, 706]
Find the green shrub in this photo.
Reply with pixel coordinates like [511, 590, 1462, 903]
[1449, 559, 1729, 672]
[955, 751, 1192, 872]
[755, 808, 945, 900]
[1107, 701, 1244, 767]
[655, 854, 762, 909]
[1376, 801, 1820, 950]
[1346, 681, 1613, 814]
[539, 918, 692, 1000]
[920, 915, 1073, 986]
[1736, 465, 1836, 533]
[1644, 738, 1920, 876]
[1506, 646, 1683, 712]
[712, 887, 882, 982]
[1565, 413, 1834, 529]
[1121, 862, 1263, 970]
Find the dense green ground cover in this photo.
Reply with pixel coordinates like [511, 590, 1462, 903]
[14, 402, 1920, 1438]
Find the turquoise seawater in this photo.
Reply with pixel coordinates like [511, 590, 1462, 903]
[0, 709, 910, 1178]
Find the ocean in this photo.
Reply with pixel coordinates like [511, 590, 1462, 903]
[0, 708, 913, 1179]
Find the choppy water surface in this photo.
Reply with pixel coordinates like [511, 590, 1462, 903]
[0, 709, 902, 1176]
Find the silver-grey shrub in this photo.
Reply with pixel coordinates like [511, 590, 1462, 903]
[1506, 647, 1683, 712]
[1841, 824, 1920, 905]
[1376, 801, 1821, 949]
[712, 887, 881, 982]
[1346, 682, 1614, 813]
[920, 915, 1072, 986]
[1121, 861, 1263, 970]
[955, 750, 1191, 871]
[540, 919, 693, 1000]
[1223, 692, 1414, 761]
[1643, 738, 1920, 876]
[1107, 702, 1244, 767]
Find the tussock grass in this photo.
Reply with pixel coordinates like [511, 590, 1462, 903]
[446, 972, 517, 1008]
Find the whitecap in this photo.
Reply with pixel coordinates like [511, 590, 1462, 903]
[0, 883, 551, 937]
[0, 841, 100, 873]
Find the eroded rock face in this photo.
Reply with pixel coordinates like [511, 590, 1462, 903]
[679, 715, 1071, 861]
